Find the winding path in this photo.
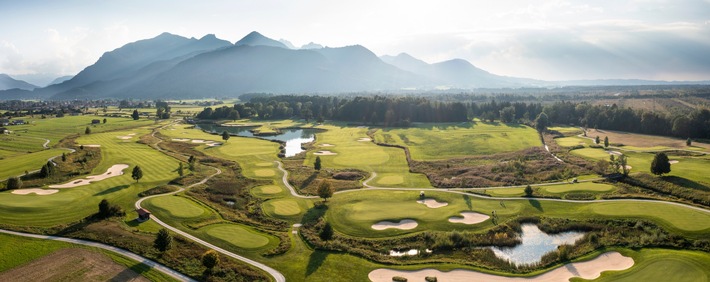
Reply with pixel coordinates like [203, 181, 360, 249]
[0, 228, 196, 282]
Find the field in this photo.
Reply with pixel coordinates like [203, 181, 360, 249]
[587, 128, 710, 151]
[373, 121, 542, 160]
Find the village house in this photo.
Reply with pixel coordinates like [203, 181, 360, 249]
[136, 208, 151, 222]
[0, 119, 9, 126]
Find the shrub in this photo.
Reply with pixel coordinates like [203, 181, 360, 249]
[332, 171, 363, 180]
[392, 276, 407, 282]
[425, 276, 438, 282]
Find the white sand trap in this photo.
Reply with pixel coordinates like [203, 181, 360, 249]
[191, 139, 206, 143]
[82, 144, 101, 148]
[127, 133, 136, 136]
[358, 137, 372, 142]
[116, 136, 133, 140]
[205, 142, 222, 147]
[416, 198, 449, 208]
[11, 188, 59, 195]
[372, 219, 418, 230]
[49, 164, 129, 188]
[368, 251, 633, 282]
[449, 212, 490, 224]
[172, 138, 190, 142]
[624, 165, 632, 170]
[669, 160, 679, 164]
[319, 143, 335, 147]
[313, 150, 338, 156]
[608, 151, 622, 156]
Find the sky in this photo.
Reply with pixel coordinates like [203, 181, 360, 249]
[1, 0, 709, 85]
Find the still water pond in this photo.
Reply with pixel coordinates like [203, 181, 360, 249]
[490, 224, 585, 265]
[196, 124, 318, 157]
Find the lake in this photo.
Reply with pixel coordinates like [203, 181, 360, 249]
[490, 224, 585, 265]
[195, 124, 318, 157]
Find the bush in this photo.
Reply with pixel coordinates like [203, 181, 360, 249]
[392, 276, 407, 282]
[332, 171, 363, 180]
[425, 276, 438, 282]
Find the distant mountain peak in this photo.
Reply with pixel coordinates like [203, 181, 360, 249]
[235, 31, 288, 49]
[301, 42, 324, 49]
[0, 73, 38, 91]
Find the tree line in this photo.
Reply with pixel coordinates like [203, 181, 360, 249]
[195, 95, 710, 139]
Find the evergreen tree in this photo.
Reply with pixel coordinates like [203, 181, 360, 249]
[85, 126, 91, 134]
[687, 138, 692, 146]
[604, 136, 609, 147]
[221, 131, 230, 142]
[595, 136, 600, 145]
[535, 112, 549, 132]
[132, 165, 143, 182]
[177, 163, 184, 177]
[524, 185, 533, 197]
[319, 222, 334, 241]
[103, 118, 107, 124]
[314, 156, 322, 170]
[61, 152, 67, 162]
[651, 152, 671, 176]
[153, 228, 173, 252]
[131, 109, 140, 120]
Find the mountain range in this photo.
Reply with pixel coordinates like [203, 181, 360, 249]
[1, 31, 708, 100]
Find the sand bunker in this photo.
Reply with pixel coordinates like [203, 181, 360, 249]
[372, 219, 418, 230]
[449, 212, 490, 225]
[11, 188, 59, 195]
[319, 143, 334, 147]
[624, 165, 632, 170]
[357, 137, 372, 142]
[49, 164, 129, 188]
[313, 150, 338, 156]
[116, 136, 133, 140]
[416, 198, 449, 208]
[191, 139, 206, 143]
[669, 160, 679, 164]
[205, 142, 222, 147]
[608, 151, 622, 156]
[369, 251, 633, 282]
[82, 144, 101, 148]
[172, 138, 190, 142]
[127, 133, 136, 136]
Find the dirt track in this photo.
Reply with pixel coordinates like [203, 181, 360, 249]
[0, 248, 149, 282]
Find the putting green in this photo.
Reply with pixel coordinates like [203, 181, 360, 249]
[147, 196, 206, 218]
[376, 175, 404, 185]
[593, 249, 710, 282]
[590, 202, 710, 232]
[266, 199, 302, 216]
[543, 182, 614, 193]
[202, 224, 270, 249]
[252, 185, 283, 195]
[254, 169, 276, 177]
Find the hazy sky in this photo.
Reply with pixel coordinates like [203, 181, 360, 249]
[2, 0, 709, 85]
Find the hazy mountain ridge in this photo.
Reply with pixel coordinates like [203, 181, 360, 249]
[0, 74, 37, 91]
[2, 31, 708, 100]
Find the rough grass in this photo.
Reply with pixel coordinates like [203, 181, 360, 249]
[588, 129, 710, 152]
[543, 182, 615, 193]
[373, 121, 542, 160]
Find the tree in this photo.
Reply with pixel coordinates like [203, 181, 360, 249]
[595, 136, 600, 145]
[177, 163, 184, 177]
[524, 185, 533, 197]
[61, 152, 67, 162]
[319, 222, 334, 241]
[650, 152, 671, 176]
[221, 131, 230, 142]
[535, 112, 549, 132]
[201, 250, 220, 271]
[103, 118, 107, 124]
[154, 228, 173, 252]
[314, 156, 322, 170]
[603, 136, 609, 148]
[39, 161, 56, 178]
[595, 159, 609, 175]
[97, 199, 123, 219]
[85, 126, 91, 135]
[132, 165, 143, 182]
[619, 154, 630, 176]
[317, 180, 334, 202]
[499, 106, 516, 123]
[132, 109, 140, 120]
[6, 177, 22, 190]
[687, 138, 692, 146]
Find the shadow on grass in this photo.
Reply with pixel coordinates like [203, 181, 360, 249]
[301, 204, 328, 225]
[663, 176, 710, 192]
[463, 194, 472, 211]
[94, 185, 130, 196]
[528, 198, 543, 212]
[300, 172, 319, 190]
[306, 250, 329, 277]
[112, 262, 147, 281]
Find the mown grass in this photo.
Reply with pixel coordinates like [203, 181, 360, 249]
[373, 121, 542, 160]
[326, 190, 710, 238]
[201, 223, 274, 249]
[0, 126, 180, 227]
[304, 124, 431, 188]
[144, 195, 210, 219]
[0, 148, 67, 180]
[577, 248, 710, 282]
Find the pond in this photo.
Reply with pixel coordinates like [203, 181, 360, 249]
[195, 124, 318, 157]
[489, 224, 585, 266]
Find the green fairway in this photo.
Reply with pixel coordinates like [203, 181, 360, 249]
[548, 126, 583, 135]
[201, 223, 272, 249]
[254, 169, 276, 177]
[264, 199, 303, 216]
[0, 148, 67, 180]
[585, 249, 710, 282]
[0, 232, 69, 271]
[373, 121, 542, 160]
[555, 136, 590, 147]
[144, 196, 208, 218]
[0, 126, 180, 227]
[327, 190, 710, 238]
[304, 124, 431, 188]
[251, 185, 284, 197]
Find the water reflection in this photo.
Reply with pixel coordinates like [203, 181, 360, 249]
[490, 224, 584, 265]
